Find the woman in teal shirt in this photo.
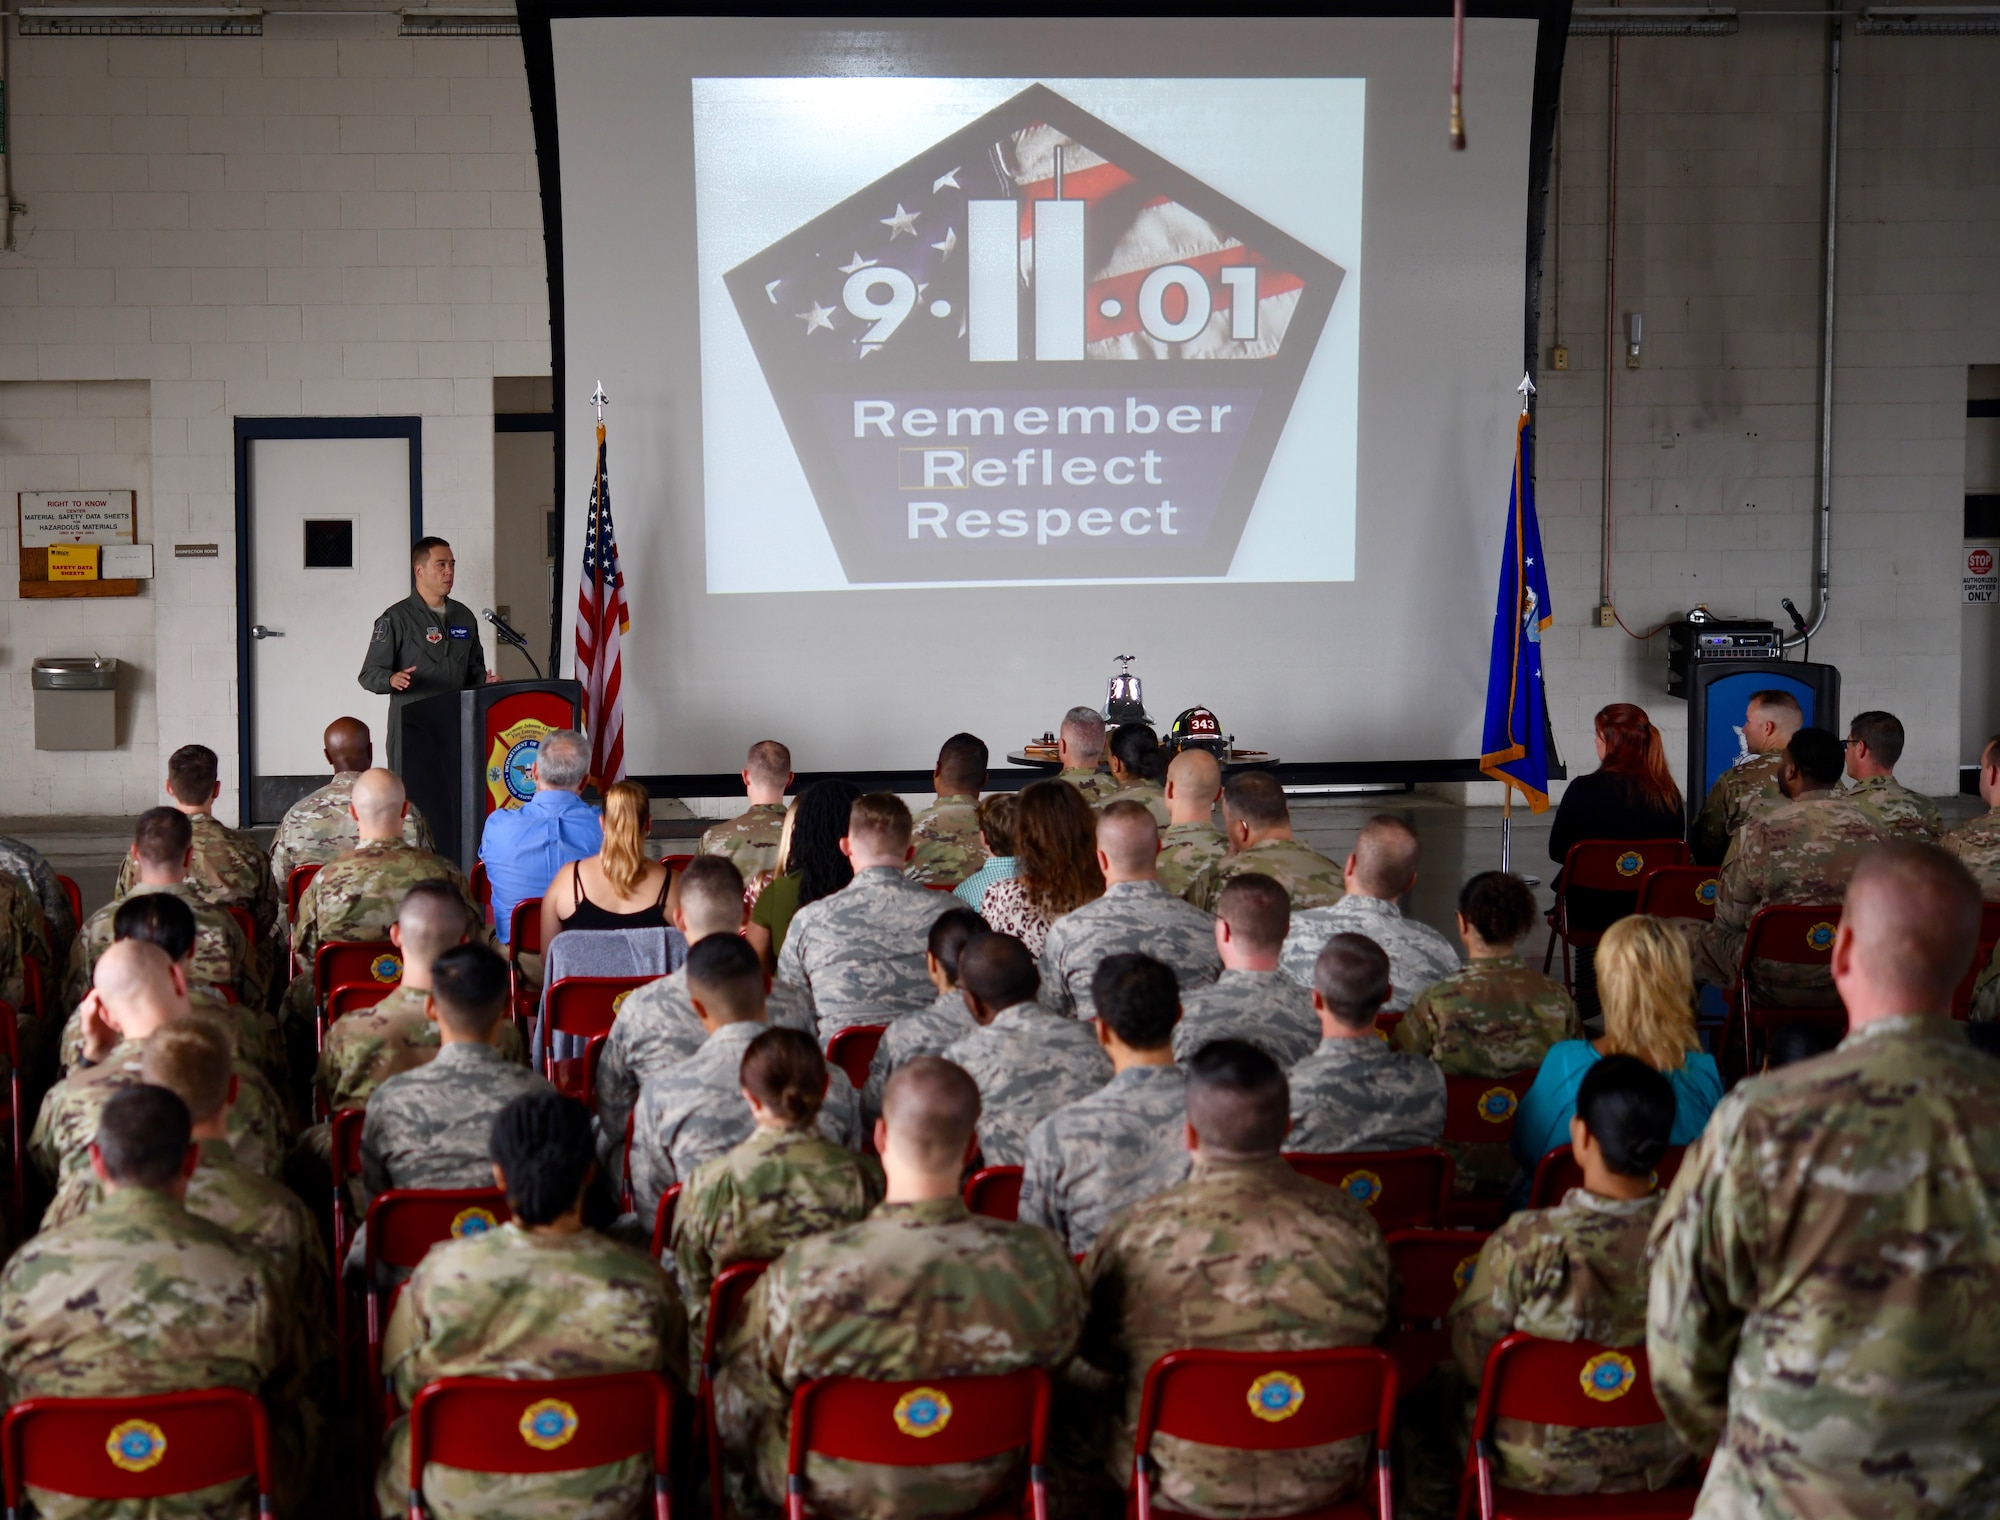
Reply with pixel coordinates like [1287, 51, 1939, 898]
[1512, 913, 1722, 1194]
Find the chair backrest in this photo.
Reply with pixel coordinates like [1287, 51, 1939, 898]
[1528, 1145, 1686, 1210]
[222, 904, 256, 950]
[1560, 839, 1689, 896]
[407, 1371, 672, 1499]
[550, 1031, 608, 1106]
[1470, 1333, 1669, 1439]
[825, 1024, 887, 1091]
[365, 1187, 512, 1276]
[56, 873, 82, 930]
[328, 981, 397, 1022]
[20, 960, 44, 1024]
[1440, 1070, 1537, 1146]
[1634, 864, 1721, 923]
[663, 854, 695, 874]
[1740, 904, 1843, 972]
[1386, 1228, 1492, 1324]
[544, 976, 648, 1046]
[1136, 1345, 1396, 1456]
[468, 862, 492, 925]
[962, 1165, 1024, 1222]
[315, 941, 402, 1003]
[701, 1259, 772, 1380]
[331, 1108, 367, 1188]
[1283, 1148, 1452, 1231]
[2, 1388, 271, 1507]
[286, 863, 321, 920]
[1949, 902, 2000, 1019]
[509, 897, 543, 958]
[649, 1183, 683, 1262]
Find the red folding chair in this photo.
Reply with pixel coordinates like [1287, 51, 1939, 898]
[543, 976, 649, 1080]
[825, 1024, 887, 1091]
[963, 1165, 1023, 1221]
[649, 1183, 683, 1263]
[1544, 840, 1689, 990]
[1374, 1012, 1403, 1045]
[328, 981, 398, 1023]
[20, 959, 45, 1028]
[55, 873, 83, 932]
[329, 1108, 367, 1393]
[1129, 1347, 1398, 1520]
[1459, 1334, 1697, 1520]
[1528, 1146, 1686, 1210]
[314, 941, 403, 1048]
[469, 862, 492, 926]
[785, 1367, 1052, 1520]
[287, 864, 322, 977]
[1385, 1228, 1492, 1393]
[701, 1259, 772, 1520]
[363, 1188, 513, 1397]
[405, 1371, 675, 1520]
[0, 1000, 22, 1230]
[1284, 1148, 1453, 1231]
[2, 1388, 274, 1518]
[508, 897, 543, 1033]
[552, 1031, 609, 1106]
[223, 903, 257, 950]
[1633, 865, 1721, 924]
[1946, 900, 2000, 1020]
[664, 854, 696, 874]
[1727, 904, 1846, 1072]
[1441, 1072, 1537, 1150]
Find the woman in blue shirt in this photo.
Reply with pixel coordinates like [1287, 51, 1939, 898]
[1512, 913, 1722, 1199]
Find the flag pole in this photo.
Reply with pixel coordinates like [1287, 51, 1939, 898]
[1504, 372, 1538, 884]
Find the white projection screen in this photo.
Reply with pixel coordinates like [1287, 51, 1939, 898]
[520, 9, 1566, 783]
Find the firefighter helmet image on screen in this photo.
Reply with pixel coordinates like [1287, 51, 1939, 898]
[724, 84, 1346, 584]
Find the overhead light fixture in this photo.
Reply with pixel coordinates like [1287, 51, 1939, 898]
[18, 5, 260, 32]
[399, 6, 517, 35]
[1569, 6, 1739, 33]
[1860, 5, 2000, 31]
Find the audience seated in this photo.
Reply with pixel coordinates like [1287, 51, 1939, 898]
[979, 779, 1105, 955]
[673, 1027, 883, 1360]
[628, 936, 861, 1224]
[70, 806, 250, 1009]
[748, 779, 857, 967]
[1689, 688, 1801, 866]
[951, 792, 1018, 913]
[1056, 705, 1120, 802]
[0, 831, 76, 964]
[1945, 731, 2000, 898]
[1020, 953, 1191, 1256]
[1173, 873, 1318, 1067]
[269, 717, 434, 911]
[714, 1056, 1082, 1520]
[1843, 710, 1942, 841]
[535, 779, 672, 949]
[1287, 933, 1445, 1153]
[1187, 771, 1343, 912]
[908, 732, 989, 887]
[1101, 722, 1170, 826]
[701, 740, 794, 889]
[1650, 844, 2000, 1516]
[476, 727, 601, 948]
[377, 1091, 688, 1520]
[1040, 800, 1219, 1019]
[0, 870, 51, 1062]
[1069, 1040, 1391, 1517]
[1157, 748, 1228, 899]
[861, 907, 985, 1122]
[1280, 814, 1459, 1013]
[777, 792, 957, 1038]
[941, 932, 1112, 1166]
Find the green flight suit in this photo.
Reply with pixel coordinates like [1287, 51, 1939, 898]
[357, 592, 488, 772]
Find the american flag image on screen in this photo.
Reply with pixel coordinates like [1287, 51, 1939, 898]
[575, 419, 627, 785]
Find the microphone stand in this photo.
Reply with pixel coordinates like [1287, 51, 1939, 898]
[486, 617, 544, 678]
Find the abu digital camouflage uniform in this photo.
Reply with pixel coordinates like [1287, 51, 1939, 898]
[66, 880, 248, 1010]
[1281, 894, 1461, 1014]
[672, 1125, 883, 1362]
[1944, 805, 2000, 899]
[1019, 1064, 1191, 1257]
[1059, 766, 1121, 804]
[1186, 837, 1345, 914]
[269, 771, 435, 918]
[1689, 788, 1880, 1000]
[1287, 1035, 1446, 1154]
[700, 801, 790, 886]
[942, 1002, 1114, 1167]
[860, 988, 978, 1123]
[715, 1196, 1083, 1520]
[907, 794, 986, 888]
[1156, 822, 1228, 900]
[314, 982, 526, 1117]
[1843, 773, 1943, 843]
[378, 1222, 688, 1520]
[1098, 779, 1170, 828]
[0, 833, 75, 962]
[627, 1021, 862, 1226]
[776, 867, 956, 1038]
[1690, 750, 1787, 867]
[1038, 880, 1220, 1019]
[1173, 969, 1321, 1069]
[0, 1187, 280, 1520]
[1075, 1155, 1391, 1515]
[360, 1042, 552, 1210]
[1648, 1015, 2000, 1520]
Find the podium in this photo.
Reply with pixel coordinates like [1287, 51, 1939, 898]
[401, 680, 584, 871]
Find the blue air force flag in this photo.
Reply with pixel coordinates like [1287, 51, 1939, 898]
[1480, 411, 1555, 811]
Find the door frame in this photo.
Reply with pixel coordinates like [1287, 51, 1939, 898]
[234, 416, 424, 825]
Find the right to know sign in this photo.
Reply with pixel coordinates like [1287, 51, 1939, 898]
[1966, 540, 1999, 603]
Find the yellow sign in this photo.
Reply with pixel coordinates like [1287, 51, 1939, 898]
[1580, 1351, 1638, 1402]
[486, 717, 555, 811]
[1246, 1371, 1306, 1423]
[106, 1419, 167, 1472]
[519, 1398, 580, 1451]
[47, 543, 100, 581]
[892, 1387, 953, 1438]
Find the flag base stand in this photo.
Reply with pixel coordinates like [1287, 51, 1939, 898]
[1499, 795, 1542, 888]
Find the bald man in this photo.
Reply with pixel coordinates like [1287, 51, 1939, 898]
[269, 717, 435, 915]
[716, 1056, 1083, 1520]
[1689, 689, 1803, 866]
[1650, 844, 2000, 1518]
[1279, 815, 1460, 1014]
[1157, 749, 1228, 897]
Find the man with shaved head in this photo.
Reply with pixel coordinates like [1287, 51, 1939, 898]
[1157, 748, 1227, 897]
[1188, 771, 1344, 913]
[1651, 843, 2000, 1518]
[700, 739, 794, 887]
[1038, 800, 1221, 1020]
[1280, 815, 1460, 1013]
[269, 716, 434, 917]
[1174, 873, 1320, 1068]
[716, 1054, 1083, 1519]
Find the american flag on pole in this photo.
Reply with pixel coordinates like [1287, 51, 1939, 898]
[575, 385, 627, 785]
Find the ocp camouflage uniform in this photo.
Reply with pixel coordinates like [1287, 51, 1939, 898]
[1945, 806, 2000, 899]
[1186, 837, 1345, 913]
[1648, 1015, 2000, 1519]
[1073, 1154, 1391, 1515]
[627, 1021, 862, 1226]
[715, 1196, 1083, 1520]
[1690, 750, 1787, 867]
[0, 1187, 279, 1520]
[1038, 880, 1220, 1019]
[1287, 1036, 1446, 1153]
[116, 809, 280, 943]
[0, 833, 76, 963]
[1157, 822, 1228, 900]
[1060, 766, 1121, 804]
[1842, 773, 1942, 842]
[700, 801, 789, 884]
[314, 982, 527, 1117]
[860, 988, 978, 1123]
[360, 1042, 552, 1211]
[1173, 969, 1321, 1068]
[1281, 895, 1461, 1014]
[0, 872, 52, 1064]
[907, 795, 986, 888]
[67, 880, 248, 1010]
[270, 771, 435, 923]
[1689, 788, 1880, 1000]
[943, 1002, 1113, 1167]
[1019, 1065, 1190, 1257]
[776, 867, 956, 1038]
[377, 1222, 689, 1520]
[1098, 779, 1169, 828]
[58, 981, 283, 1088]
[672, 1125, 883, 1363]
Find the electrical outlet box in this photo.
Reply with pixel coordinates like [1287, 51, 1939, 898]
[1596, 605, 1616, 628]
[1551, 345, 1569, 371]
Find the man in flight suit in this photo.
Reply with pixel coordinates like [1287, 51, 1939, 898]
[358, 536, 492, 772]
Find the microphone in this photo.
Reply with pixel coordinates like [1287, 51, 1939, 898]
[481, 607, 526, 646]
[1780, 597, 1808, 635]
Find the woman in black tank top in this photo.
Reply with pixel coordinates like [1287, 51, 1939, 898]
[561, 856, 670, 931]
[538, 780, 673, 948]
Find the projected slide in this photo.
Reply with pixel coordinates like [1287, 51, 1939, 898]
[696, 78, 1364, 589]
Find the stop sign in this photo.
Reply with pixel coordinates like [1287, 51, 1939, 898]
[1972, 548, 1995, 577]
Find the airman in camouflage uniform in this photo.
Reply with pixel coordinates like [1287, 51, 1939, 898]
[1187, 837, 1345, 914]
[314, 982, 526, 1117]
[1060, 765, 1121, 803]
[0, 871, 53, 1052]
[1174, 969, 1321, 1068]
[377, 1220, 689, 1520]
[860, 988, 978, 1123]
[1945, 802, 2000, 899]
[67, 881, 247, 1010]
[361, 1041, 551, 1208]
[1690, 749, 1788, 866]
[1649, 1014, 2000, 1518]
[1039, 880, 1219, 1019]
[0, 833, 75, 963]
[1020, 1065, 1190, 1257]
[1282, 895, 1460, 1014]
[1287, 1034, 1446, 1153]
[700, 800, 790, 884]
[1073, 1152, 1391, 1514]
[627, 1020, 862, 1226]
[116, 810, 279, 941]
[1843, 772, 1943, 842]
[270, 770, 434, 912]
[776, 866, 956, 1039]
[1100, 778, 1170, 828]
[57, 976, 280, 1086]
[907, 794, 986, 888]
[673, 1125, 883, 1362]
[1156, 820, 1228, 899]
[715, 1195, 1084, 1520]
[943, 1001, 1113, 1166]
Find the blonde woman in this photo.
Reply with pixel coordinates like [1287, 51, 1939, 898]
[537, 779, 672, 948]
[1510, 913, 1724, 1178]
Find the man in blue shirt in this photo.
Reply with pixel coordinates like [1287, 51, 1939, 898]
[478, 728, 601, 944]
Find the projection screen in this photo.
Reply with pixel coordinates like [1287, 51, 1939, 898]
[521, 9, 1566, 782]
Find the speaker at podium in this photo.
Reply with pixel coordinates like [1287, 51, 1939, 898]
[400, 680, 584, 871]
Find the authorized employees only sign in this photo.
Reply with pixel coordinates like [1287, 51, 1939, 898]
[1967, 540, 1998, 603]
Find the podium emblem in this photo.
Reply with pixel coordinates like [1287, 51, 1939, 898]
[486, 717, 553, 811]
